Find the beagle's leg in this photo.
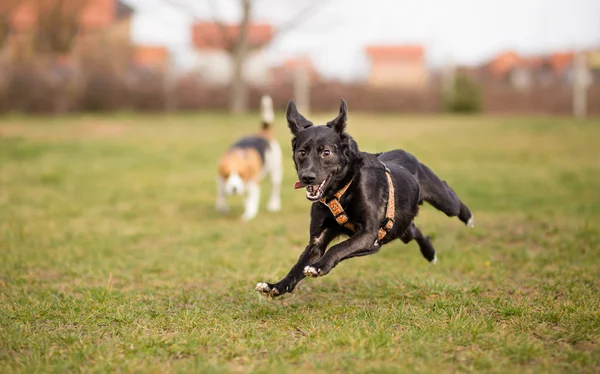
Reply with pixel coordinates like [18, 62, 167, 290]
[241, 181, 260, 221]
[266, 142, 283, 212]
[215, 176, 229, 213]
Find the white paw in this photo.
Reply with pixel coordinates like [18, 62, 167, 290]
[255, 282, 270, 293]
[303, 266, 320, 277]
[255, 282, 279, 297]
[467, 216, 475, 228]
[430, 255, 438, 265]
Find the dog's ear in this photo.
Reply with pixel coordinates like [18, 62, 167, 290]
[326, 98, 348, 134]
[286, 100, 313, 135]
[341, 133, 360, 162]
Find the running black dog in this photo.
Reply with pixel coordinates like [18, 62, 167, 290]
[256, 99, 474, 298]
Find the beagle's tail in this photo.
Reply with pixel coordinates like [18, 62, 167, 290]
[260, 94, 274, 130]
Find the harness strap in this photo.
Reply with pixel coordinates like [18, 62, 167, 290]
[376, 170, 395, 242]
[320, 165, 395, 243]
[320, 179, 355, 232]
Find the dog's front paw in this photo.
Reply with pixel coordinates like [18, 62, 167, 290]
[303, 265, 322, 278]
[255, 282, 281, 298]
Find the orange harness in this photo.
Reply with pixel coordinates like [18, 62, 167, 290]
[319, 165, 396, 244]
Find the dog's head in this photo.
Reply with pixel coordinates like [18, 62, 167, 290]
[286, 98, 360, 202]
[217, 148, 262, 196]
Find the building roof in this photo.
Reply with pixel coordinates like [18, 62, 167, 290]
[485, 50, 575, 77]
[79, 0, 117, 31]
[485, 51, 520, 77]
[365, 45, 425, 62]
[10, 2, 36, 32]
[270, 57, 319, 84]
[10, 0, 123, 33]
[133, 45, 169, 67]
[192, 22, 274, 50]
[549, 52, 574, 73]
[282, 57, 314, 70]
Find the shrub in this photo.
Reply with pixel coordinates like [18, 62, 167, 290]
[443, 74, 482, 113]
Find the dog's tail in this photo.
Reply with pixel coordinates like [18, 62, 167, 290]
[260, 94, 274, 131]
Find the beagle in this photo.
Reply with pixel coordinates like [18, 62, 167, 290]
[216, 95, 283, 221]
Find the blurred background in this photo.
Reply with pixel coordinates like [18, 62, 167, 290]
[0, 0, 599, 116]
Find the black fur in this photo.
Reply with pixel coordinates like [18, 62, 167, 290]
[257, 99, 473, 298]
[231, 136, 270, 163]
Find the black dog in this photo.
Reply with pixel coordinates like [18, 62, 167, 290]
[256, 99, 474, 298]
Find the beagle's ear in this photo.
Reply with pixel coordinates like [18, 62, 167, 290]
[286, 100, 313, 135]
[326, 98, 348, 134]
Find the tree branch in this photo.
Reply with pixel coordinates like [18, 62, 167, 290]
[274, 0, 331, 37]
[164, 0, 234, 51]
[246, 0, 330, 51]
[205, 0, 235, 50]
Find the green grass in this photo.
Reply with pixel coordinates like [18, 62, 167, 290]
[1, 112, 599, 373]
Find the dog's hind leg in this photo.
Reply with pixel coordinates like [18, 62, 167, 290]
[419, 164, 474, 228]
[400, 223, 437, 263]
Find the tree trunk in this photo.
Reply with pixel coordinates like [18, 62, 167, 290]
[293, 63, 310, 115]
[229, 0, 251, 114]
[573, 51, 589, 119]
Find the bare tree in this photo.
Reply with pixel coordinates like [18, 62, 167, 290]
[0, 0, 21, 108]
[166, 0, 327, 114]
[33, 0, 89, 55]
[0, 0, 21, 50]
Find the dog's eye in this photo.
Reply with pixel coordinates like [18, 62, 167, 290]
[322, 149, 331, 158]
[298, 150, 306, 158]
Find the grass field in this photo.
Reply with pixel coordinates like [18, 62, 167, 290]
[1, 112, 599, 373]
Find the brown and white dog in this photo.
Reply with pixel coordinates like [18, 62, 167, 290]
[216, 95, 283, 221]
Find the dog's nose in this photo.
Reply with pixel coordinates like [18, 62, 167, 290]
[301, 174, 316, 185]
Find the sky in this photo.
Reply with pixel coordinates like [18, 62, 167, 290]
[123, 0, 600, 81]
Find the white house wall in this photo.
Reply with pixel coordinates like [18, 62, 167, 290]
[195, 50, 269, 85]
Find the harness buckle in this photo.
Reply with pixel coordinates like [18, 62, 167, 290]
[381, 217, 394, 232]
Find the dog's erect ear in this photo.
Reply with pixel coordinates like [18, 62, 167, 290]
[340, 133, 360, 163]
[326, 98, 348, 134]
[286, 100, 313, 135]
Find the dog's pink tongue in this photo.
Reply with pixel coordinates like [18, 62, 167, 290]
[294, 181, 303, 189]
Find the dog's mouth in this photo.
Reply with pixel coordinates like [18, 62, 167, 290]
[294, 175, 332, 202]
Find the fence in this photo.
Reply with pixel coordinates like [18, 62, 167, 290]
[0, 61, 598, 115]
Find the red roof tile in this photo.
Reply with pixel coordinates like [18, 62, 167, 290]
[10, 2, 36, 32]
[10, 0, 117, 32]
[486, 50, 575, 77]
[549, 52, 574, 73]
[79, 0, 116, 31]
[133, 45, 169, 67]
[270, 57, 319, 83]
[192, 22, 273, 50]
[283, 57, 314, 70]
[486, 51, 521, 77]
[365, 45, 425, 62]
